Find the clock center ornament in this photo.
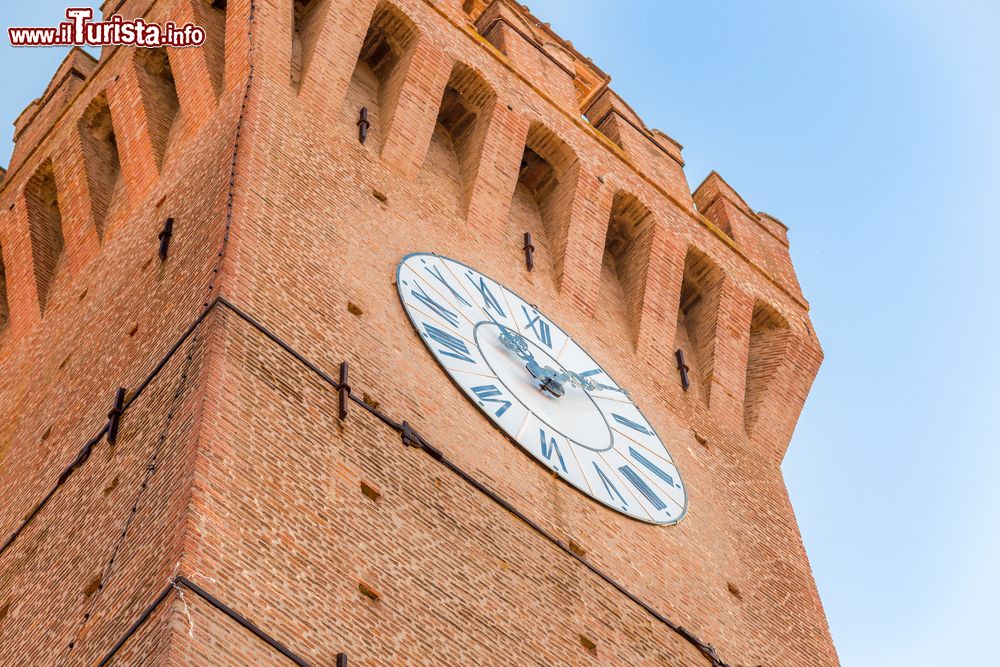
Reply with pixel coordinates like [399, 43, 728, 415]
[397, 253, 687, 525]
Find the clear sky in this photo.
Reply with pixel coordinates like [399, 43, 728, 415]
[2, 2, 999, 665]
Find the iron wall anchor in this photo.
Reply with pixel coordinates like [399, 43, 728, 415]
[357, 107, 370, 144]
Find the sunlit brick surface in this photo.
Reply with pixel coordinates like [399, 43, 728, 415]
[0, 0, 836, 664]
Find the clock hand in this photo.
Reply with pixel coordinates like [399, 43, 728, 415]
[551, 369, 630, 397]
[496, 327, 564, 396]
[529, 363, 566, 398]
[589, 380, 630, 397]
[550, 369, 592, 392]
[497, 328, 628, 397]
[497, 326, 535, 363]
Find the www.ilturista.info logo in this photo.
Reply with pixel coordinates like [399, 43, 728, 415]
[8, 8, 205, 48]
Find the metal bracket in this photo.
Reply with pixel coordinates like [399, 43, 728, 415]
[675, 625, 727, 666]
[401, 420, 421, 448]
[357, 107, 370, 144]
[523, 232, 535, 271]
[338, 361, 351, 421]
[158, 217, 174, 261]
[400, 421, 443, 460]
[674, 349, 690, 391]
[107, 387, 127, 444]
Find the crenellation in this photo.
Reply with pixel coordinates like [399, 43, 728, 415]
[693, 171, 752, 242]
[9, 49, 96, 176]
[22, 159, 66, 316]
[291, 0, 332, 89]
[756, 210, 790, 244]
[132, 48, 182, 170]
[585, 89, 691, 207]
[76, 91, 124, 241]
[12, 101, 43, 143]
[753, 211, 804, 299]
[601, 190, 655, 347]
[584, 90, 683, 164]
[187, 0, 227, 97]
[0, 0, 821, 453]
[693, 171, 805, 300]
[475, 0, 578, 111]
[508, 121, 579, 282]
[0, 0, 243, 347]
[431, 62, 498, 214]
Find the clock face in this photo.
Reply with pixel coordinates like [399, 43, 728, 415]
[396, 253, 687, 525]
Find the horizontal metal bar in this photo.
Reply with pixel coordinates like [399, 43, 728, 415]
[175, 576, 314, 667]
[0, 427, 107, 559]
[124, 298, 220, 411]
[96, 581, 174, 666]
[0, 299, 222, 563]
[216, 298, 405, 433]
[96, 576, 317, 667]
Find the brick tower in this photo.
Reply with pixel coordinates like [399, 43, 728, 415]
[0, 0, 838, 665]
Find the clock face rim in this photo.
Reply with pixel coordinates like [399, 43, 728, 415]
[395, 251, 689, 526]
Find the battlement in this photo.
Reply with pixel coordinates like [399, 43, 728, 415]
[0, 0, 820, 455]
[693, 170, 804, 298]
[0, 0, 821, 453]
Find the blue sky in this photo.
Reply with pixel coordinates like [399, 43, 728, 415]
[2, 2, 999, 664]
[523, 2, 1000, 664]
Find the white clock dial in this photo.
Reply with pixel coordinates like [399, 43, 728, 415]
[396, 252, 687, 525]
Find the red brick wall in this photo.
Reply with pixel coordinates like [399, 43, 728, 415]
[0, 0, 836, 664]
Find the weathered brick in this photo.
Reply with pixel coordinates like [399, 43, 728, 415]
[0, 1, 834, 665]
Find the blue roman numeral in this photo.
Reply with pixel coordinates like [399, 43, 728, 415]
[593, 463, 627, 510]
[467, 275, 506, 319]
[423, 323, 475, 364]
[628, 447, 675, 488]
[522, 306, 552, 347]
[618, 465, 668, 512]
[538, 428, 567, 473]
[411, 283, 459, 328]
[425, 265, 472, 308]
[612, 413, 652, 436]
[471, 384, 512, 418]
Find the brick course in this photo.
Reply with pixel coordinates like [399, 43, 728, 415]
[0, 0, 837, 665]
